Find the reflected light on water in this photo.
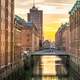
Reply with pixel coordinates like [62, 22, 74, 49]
[32, 55, 68, 80]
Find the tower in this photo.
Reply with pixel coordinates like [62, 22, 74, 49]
[27, 0, 43, 48]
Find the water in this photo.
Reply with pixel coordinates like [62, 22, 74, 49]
[31, 55, 69, 80]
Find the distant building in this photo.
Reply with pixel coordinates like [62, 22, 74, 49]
[61, 23, 70, 52]
[15, 15, 39, 52]
[27, 6, 43, 48]
[43, 40, 51, 49]
[55, 24, 64, 50]
[55, 23, 70, 51]
[21, 21, 39, 52]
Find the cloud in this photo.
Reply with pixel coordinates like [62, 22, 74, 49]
[15, 0, 75, 19]
[43, 14, 69, 25]
[37, 4, 73, 14]
[15, 0, 75, 41]
[45, 0, 75, 4]
[15, 0, 74, 15]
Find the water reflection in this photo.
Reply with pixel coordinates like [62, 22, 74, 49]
[32, 76, 68, 80]
[31, 55, 68, 80]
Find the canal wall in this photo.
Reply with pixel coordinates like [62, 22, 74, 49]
[69, 55, 80, 80]
[0, 60, 25, 80]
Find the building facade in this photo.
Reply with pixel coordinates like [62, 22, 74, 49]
[55, 23, 70, 51]
[14, 16, 23, 65]
[0, 0, 14, 79]
[61, 23, 70, 52]
[15, 15, 39, 53]
[69, 0, 80, 79]
[27, 6, 43, 48]
[69, 0, 80, 57]
[21, 21, 39, 52]
[55, 24, 65, 50]
[55, 1, 80, 79]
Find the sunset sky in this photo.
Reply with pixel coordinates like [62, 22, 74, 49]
[15, 0, 75, 42]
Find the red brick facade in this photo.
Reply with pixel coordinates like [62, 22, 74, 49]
[55, 23, 70, 52]
[0, 0, 14, 68]
[15, 16, 39, 53]
[69, 9, 80, 57]
[55, 1, 80, 75]
[21, 22, 39, 52]
[0, 0, 15, 79]
[14, 21, 22, 64]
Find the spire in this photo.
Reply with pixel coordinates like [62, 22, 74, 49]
[33, 0, 35, 7]
[32, 0, 38, 10]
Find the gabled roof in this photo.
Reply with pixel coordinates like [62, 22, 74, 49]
[15, 15, 25, 25]
[15, 15, 38, 31]
[15, 15, 32, 28]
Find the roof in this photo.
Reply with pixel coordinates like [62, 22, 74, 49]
[56, 23, 69, 33]
[69, 0, 80, 15]
[15, 15, 27, 25]
[15, 15, 38, 31]
[26, 21, 33, 27]
[15, 15, 33, 28]
[15, 15, 22, 21]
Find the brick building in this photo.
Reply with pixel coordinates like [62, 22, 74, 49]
[61, 23, 70, 52]
[0, 0, 14, 79]
[55, 0, 80, 79]
[21, 21, 39, 52]
[55, 24, 65, 50]
[69, 0, 80, 56]
[15, 15, 39, 53]
[69, 0, 80, 79]
[27, 6, 43, 48]
[55, 23, 70, 52]
[55, 27, 62, 50]
[14, 16, 22, 64]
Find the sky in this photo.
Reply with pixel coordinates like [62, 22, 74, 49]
[15, 0, 75, 42]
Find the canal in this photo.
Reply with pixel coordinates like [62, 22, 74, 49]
[1, 50, 80, 80]
[24, 49, 70, 80]
[23, 49, 80, 80]
[31, 55, 69, 80]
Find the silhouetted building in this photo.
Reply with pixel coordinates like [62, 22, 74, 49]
[27, 6, 43, 48]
